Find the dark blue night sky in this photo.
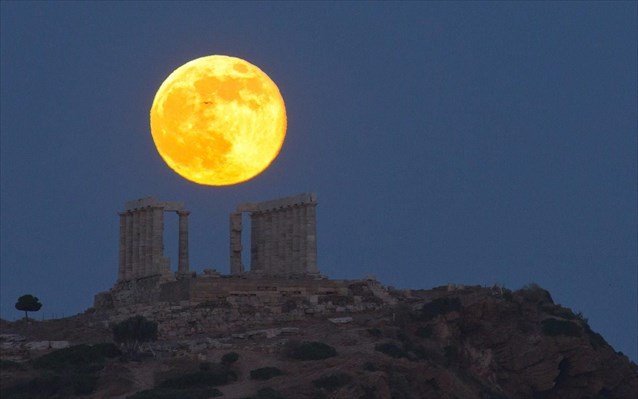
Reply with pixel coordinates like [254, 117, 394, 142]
[1, 3, 636, 360]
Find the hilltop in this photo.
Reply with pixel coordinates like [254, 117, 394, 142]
[1, 284, 636, 399]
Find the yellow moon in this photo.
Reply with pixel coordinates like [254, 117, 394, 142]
[150, 55, 287, 186]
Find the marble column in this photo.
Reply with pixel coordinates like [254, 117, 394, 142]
[291, 205, 301, 273]
[285, 207, 294, 274]
[151, 206, 164, 272]
[132, 210, 140, 278]
[250, 212, 259, 272]
[263, 212, 272, 273]
[125, 211, 133, 280]
[118, 212, 127, 281]
[306, 204, 318, 274]
[140, 208, 148, 276]
[177, 210, 190, 274]
[299, 206, 307, 271]
[230, 212, 243, 275]
[145, 207, 153, 275]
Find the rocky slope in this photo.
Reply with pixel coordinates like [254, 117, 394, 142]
[1, 284, 636, 398]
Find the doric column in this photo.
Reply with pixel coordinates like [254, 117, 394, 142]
[230, 212, 243, 275]
[291, 205, 301, 274]
[145, 207, 153, 275]
[118, 212, 127, 281]
[250, 212, 259, 272]
[299, 206, 307, 271]
[252, 212, 264, 272]
[132, 210, 140, 278]
[177, 210, 190, 274]
[151, 206, 164, 272]
[305, 204, 318, 274]
[125, 211, 133, 279]
[263, 211, 272, 273]
[139, 208, 148, 276]
[272, 210, 281, 274]
[284, 207, 294, 274]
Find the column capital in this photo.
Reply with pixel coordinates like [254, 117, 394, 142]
[177, 210, 191, 217]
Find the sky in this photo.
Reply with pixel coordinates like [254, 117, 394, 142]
[1, 2, 636, 360]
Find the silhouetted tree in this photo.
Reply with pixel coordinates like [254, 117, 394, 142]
[112, 316, 158, 359]
[15, 294, 42, 322]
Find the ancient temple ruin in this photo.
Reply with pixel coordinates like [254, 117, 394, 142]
[230, 193, 318, 277]
[96, 193, 354, 310]
[116, 197, 190, 281]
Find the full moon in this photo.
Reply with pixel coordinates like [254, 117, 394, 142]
[150, 55, 287, 186]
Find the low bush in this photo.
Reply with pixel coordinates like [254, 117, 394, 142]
[254, 387, 285, 399]
[420, 297, 461, 321]
[199, 361, 213, 371]
[367, 328, 382, 337]
[286, 341, 337, 360]
[1, 368, 99, 398]
[374, 342, 407, 359]
[415, 326, 433, 338]
[444, 345, 459, 365]
[517, 284, 554, 304]
[362, 361, 377, 371]
[221, 351, 239, 365]
[32, 343, 118, 370]
[158, 368, 237, 389]
[584, 325, 608, 348]
[541, 319, 581, 337]
[0, 359, 24, 371]
[127, 387, 222, 399]
[250, 366, 284, 380]
[313, 372, 352, 391]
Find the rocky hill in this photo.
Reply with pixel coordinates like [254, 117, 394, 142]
[1, 284, 636, 398]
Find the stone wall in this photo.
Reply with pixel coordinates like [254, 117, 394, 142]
[96, 278, 394, 340]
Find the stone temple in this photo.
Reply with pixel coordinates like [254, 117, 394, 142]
[94, 193, 387, 310]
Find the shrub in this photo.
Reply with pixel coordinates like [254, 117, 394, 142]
[415, 326, 433, 338]
[518, 284, 554, 304]
[199, 361, 213, 371]
[444, 345, 459, 365]
[254, 387, 285, 399]
[1, 371, 62, 398]
[1, 368, 99, 398]
[374, 342, 407, 359]
[158, 369, 237, 389]
[313, 372, 352, 391]
[362, 361, 377, 371]
[541, 319, 581, 337]
[250, 366, 284, 380]
[32, 343, 117, 370]
[584, 325, 608, 348]
[0, 359, 24, 371]
[127, 387, 222, 399]
[113, 316, 158, 358]
[367, 328, 382, 337]
[221, 351, 239, 365]
[420, 297, 461, 321]
[286, 341, 337, 360]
